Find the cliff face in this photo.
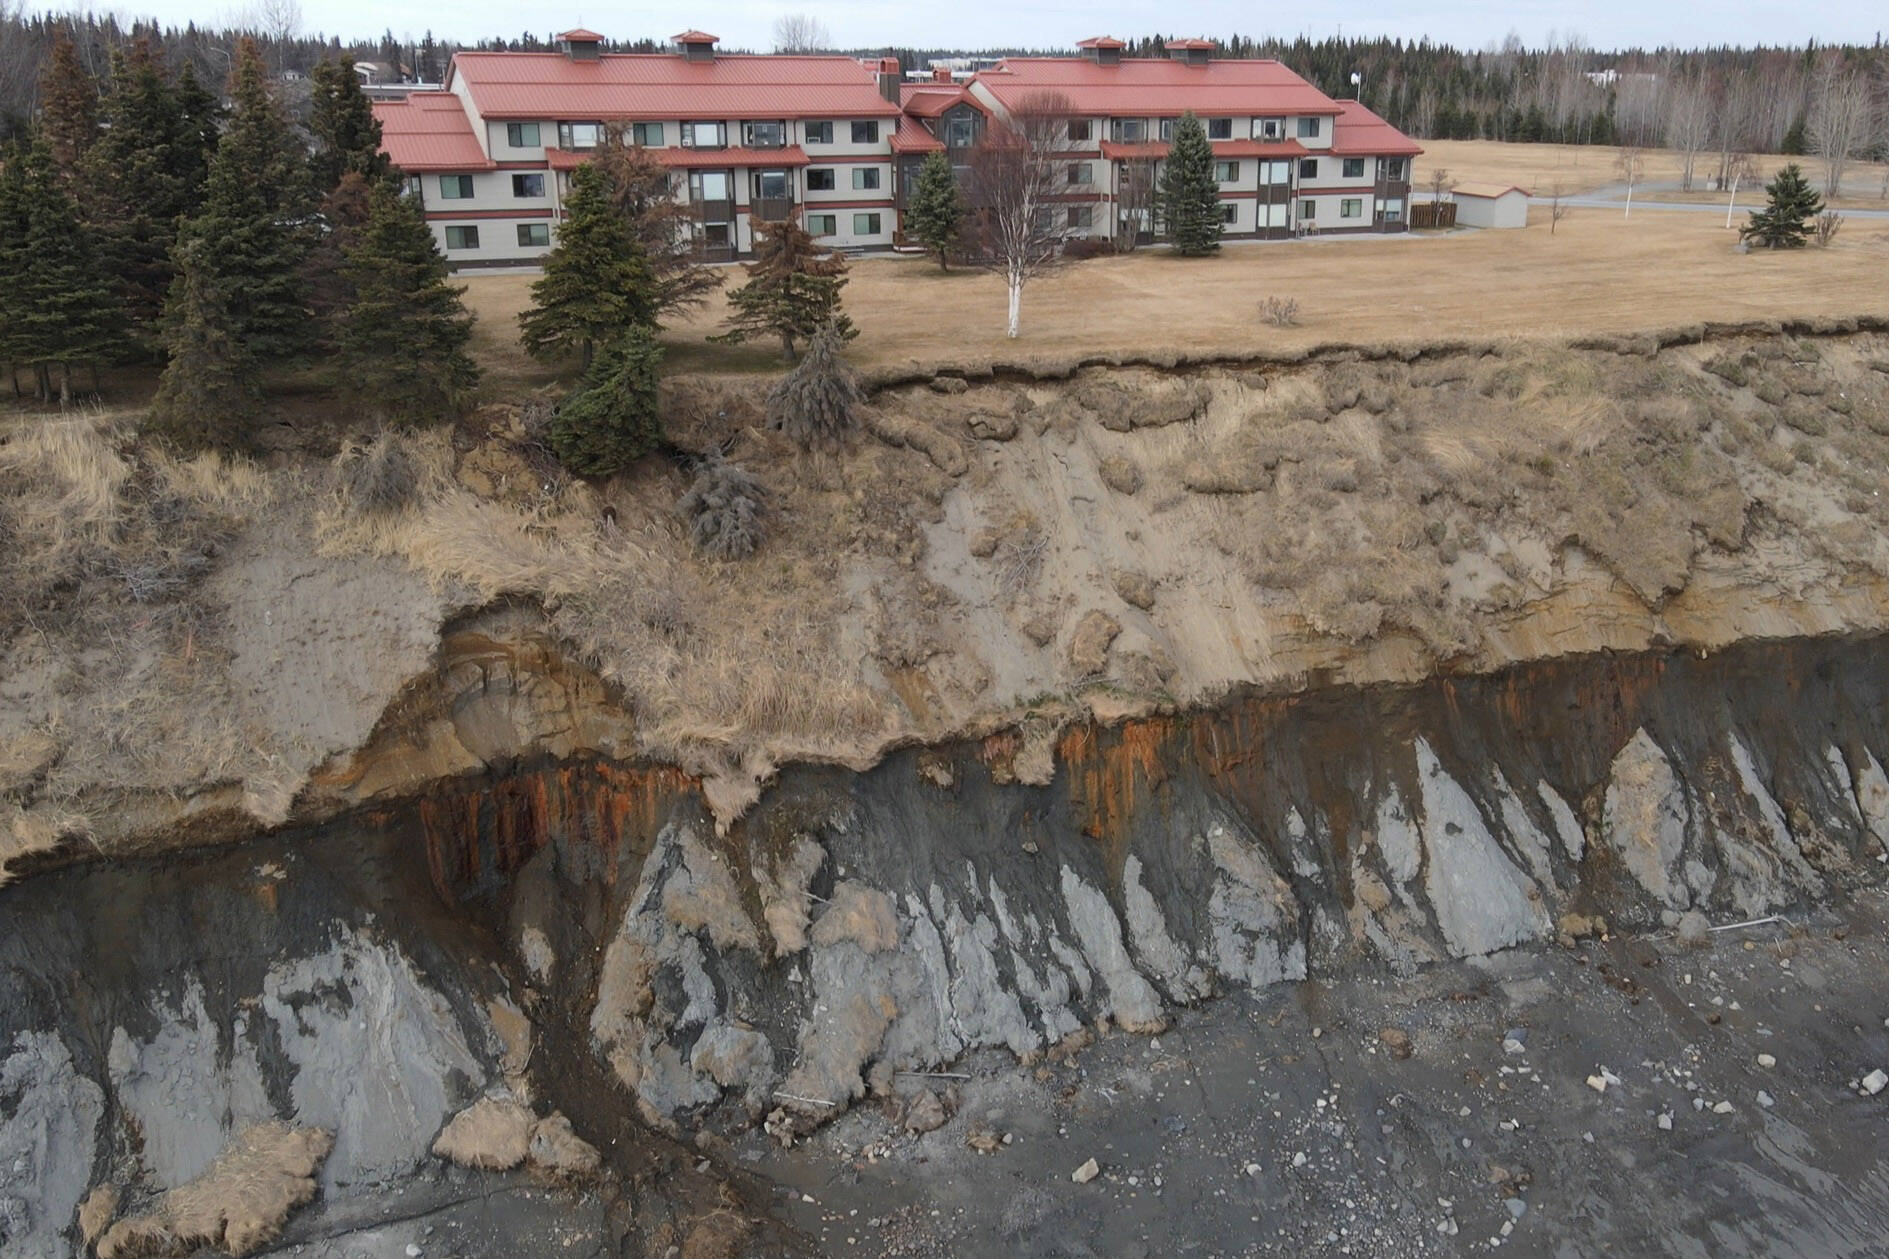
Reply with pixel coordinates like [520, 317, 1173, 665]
[7, 324, 1889, 870]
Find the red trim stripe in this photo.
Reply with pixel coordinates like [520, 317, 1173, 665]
[423, 207, 555, 221]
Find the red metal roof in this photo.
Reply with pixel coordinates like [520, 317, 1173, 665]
[673, 30, 718, 42]
[372, 92, 494, 171]
[447, 51, 904, 120]
[1164, 38, 1215, 50]
[899, 82, 983, 119]
[1075, 36, 1125, 49]
[558, 28, 604, 41]
[975, 57, 1342, 118]
[655, 145, 810, 169]
[1099, 138, 1308, 160]
[888, 115, 945, 153]
[543, 146, 588, 170]
[1330, 99, 1422, 157]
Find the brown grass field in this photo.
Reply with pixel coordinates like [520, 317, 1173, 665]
[465, 203, 1889, 388]
[1415, 139, 1889, 208]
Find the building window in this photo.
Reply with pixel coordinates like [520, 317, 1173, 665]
[806, 168, 836, 191]
[1259, 160, 1289, 184]
[632, 121, 664, 146]
[517, 223, 550, 247]
[1220, 202, 1238, 223]
[1297, 200, 1315, 219]
[1383, 199, 1405, 222]
[1342, 157, 1365, 178]
[1298, 158, 1318, 180]
[512, 173, 545, 197]
[438, 174, 474, 199]
[853, 211, 882, 234]
[944, 113, 976, 148]
[851, 120, 879, 144]
[754, 169, 791, 200]
[743, 121, 786, 148]
[1214, 160, 1239, 182]
[1341, 198, 1363, 218]
[556, 122, 601, 150]
[404, 175, 421, 197]
[1111, 119, 1147, 142]
[1207, 118, 1233, 140]
[805, 121, 833, 143]
[1158, 118, 1176, 141]
[852, 166, 881, 190]
[444, 225, 479, 249]
[1066, 162, 1091, 185]
[1382, 158, 1406, 181]
[807, 213, 837, 236]
[1297, 116, 1322, 138]
[1067, 119, 1091, 142]
[682, 121, 727, 148]
[1256, 117, 1284, 140]
[506, 122, 540, 147]
[1067, 205, 1093, 229]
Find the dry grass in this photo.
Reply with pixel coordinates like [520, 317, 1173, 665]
[461, 209, 1889, 385]
[1416, 139, 1889, 208]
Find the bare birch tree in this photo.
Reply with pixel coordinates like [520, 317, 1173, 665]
[1614, 146, 1645, 219]
[1808, 67, 1871, 198]
[772, 14, 831, 54]
[1664, 73, 1712, 191]
[968, 91, 1075, 339]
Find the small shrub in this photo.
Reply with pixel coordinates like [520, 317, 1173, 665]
[335, 431, 421, 515]
[678, 457, 767, 559]
[1702, 353, 1750, 387]
[1062, 238, 1113, 261]
[1260, 296, 1301, 327]
[765, 322, 860, 453]
[1814, 211, 1843, 248]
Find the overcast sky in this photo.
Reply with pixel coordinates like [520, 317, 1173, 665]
[103, 0, 1887, 52]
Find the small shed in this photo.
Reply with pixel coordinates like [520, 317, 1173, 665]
[1451, 182, 1531, 229]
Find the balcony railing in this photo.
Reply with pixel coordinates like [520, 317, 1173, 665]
[750, 196, 796, 222]
[690, 197, 735, 222]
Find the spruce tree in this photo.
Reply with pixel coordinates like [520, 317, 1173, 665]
[336, 181, 479, 423]
[712, 218, 855, 360]
[764, 321, 861, 452]
[1741, 163, 1824, 250]
[519, 161, 658, 368]
[148, 236, 260, 450]
[3, 139, 121, 401]
[88, 39, 220, 341]
[169, 37, 313, 362]
[907, 151, 965, 271]
[37, 31, 98, 183]
[0, 142, 29, 396]
[1160, 112, 1223, 256]
[547, 326, 665, 476]
[309, 55, 389, 191]
[1780, 116, 1808, 156]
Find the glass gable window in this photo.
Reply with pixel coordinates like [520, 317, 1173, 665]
[944, 113, 976, 147]
[556, 122, 601, 150]
[506, 122, 540, 147]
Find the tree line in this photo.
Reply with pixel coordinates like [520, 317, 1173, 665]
[0, 33, 477, 435]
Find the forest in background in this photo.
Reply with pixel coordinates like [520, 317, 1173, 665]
[1, 6, 1885, 192]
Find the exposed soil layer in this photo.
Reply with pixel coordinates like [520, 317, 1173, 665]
[7, 632, 1889, 1255]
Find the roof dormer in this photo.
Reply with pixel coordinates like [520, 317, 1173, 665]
[1165, 38, 1214, 67]
[673, 30, 718, 62]
[1076, 36, 1125, 67]
[558, 28, 604, 61]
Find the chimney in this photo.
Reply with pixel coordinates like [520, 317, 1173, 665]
[1076, 36, 1124, 67]
[558, 28, 603, 61]
[673, 30, 718, 62]
[1164, 38, 1214, 67]
[877, 56, 901, 103]
[932, 66, 952, 83]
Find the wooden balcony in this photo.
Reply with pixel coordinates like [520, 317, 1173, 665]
[750, 196, 796, 223]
